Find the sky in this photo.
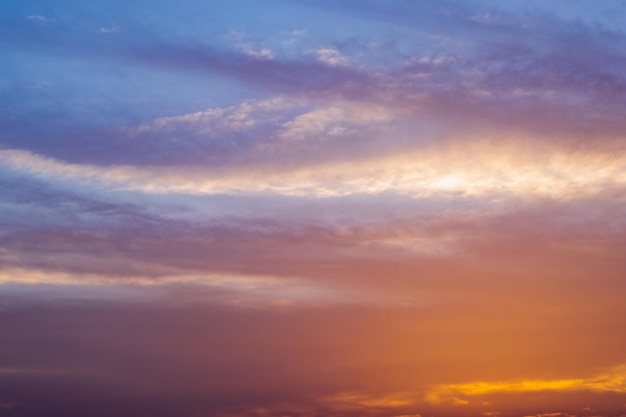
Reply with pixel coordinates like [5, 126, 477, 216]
[1, 1, 626, 416]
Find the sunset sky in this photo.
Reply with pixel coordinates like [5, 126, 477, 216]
[1, 1, 626, 416]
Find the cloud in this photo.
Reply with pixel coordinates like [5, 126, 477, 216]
[26, 15, 55, 23]
[244, 47, 273, 59]
[426, 365, 626, 405]
[128, 95, 301, 136]
[6, 1, 626, 159]
[0, 267, 279, 289]
[315, 48, 353, 67]
[99, 24, 120, 33]
[1, 136, 624, 200]
[0, 266, 420, 308]
[2, 2, 626, 416]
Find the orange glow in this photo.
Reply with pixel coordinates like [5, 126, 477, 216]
[426, 365, 626, 404]
[3, 2, 626, 415]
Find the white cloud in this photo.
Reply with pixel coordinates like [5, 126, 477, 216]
[315, 48, 352, 67]
[99, 24, 120, 33]
[245, 48, 274, 59]
[27, 15, 54, 22]
[129, 96, 301, 135]
[278, 102, 392, 141]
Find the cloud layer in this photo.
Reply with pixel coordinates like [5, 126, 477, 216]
[2, 0, 626, 416]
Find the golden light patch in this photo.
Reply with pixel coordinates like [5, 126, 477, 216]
[324, 392, 415, 408]
[426, 365, 626, 403]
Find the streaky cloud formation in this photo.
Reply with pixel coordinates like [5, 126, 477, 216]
[1, 1, 626, 416]
[2, 136, 624, 199]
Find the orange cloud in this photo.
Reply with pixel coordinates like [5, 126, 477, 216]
[426, 365, 626, 404]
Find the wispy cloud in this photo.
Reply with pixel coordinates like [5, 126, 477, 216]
[26, 15, 55, 23]
[99, 24, 120, 33]
[426, 365, 626, 403]
[2, 138, 623, 200]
